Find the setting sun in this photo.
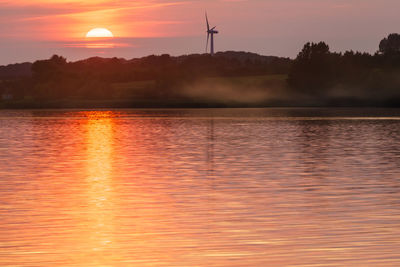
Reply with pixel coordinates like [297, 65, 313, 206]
[86, 28, 114, 38]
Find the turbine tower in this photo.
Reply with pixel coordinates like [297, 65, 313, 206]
[206, 13, 219, 55]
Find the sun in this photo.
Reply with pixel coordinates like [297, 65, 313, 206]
[86, 28, 114, 38]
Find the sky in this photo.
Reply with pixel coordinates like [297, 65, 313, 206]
[0, 0, 399, 65]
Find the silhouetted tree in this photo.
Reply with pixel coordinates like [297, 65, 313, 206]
[379, 33, 400, 55]
[288, 42, 337, 94]
[32, 55, 67, 82]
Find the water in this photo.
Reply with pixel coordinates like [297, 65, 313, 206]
[1, 108, 400, 266]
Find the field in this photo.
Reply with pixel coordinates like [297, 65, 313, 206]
[110, 74, 288, 104]
[0, 74, 289, 108]
[180, 74, 289, 105]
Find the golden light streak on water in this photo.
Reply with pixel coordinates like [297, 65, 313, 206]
[82, 112, 115, 263]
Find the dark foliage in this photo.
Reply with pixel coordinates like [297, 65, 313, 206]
[0, 62, 32, 79]
[379, 33, 400, 55]
[288, 34, 400, 105]
[2, 52, 290, 102]
[3, 32, 400, 107]
[288, 42, 338, 94]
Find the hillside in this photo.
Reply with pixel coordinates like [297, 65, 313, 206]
[0, 51, 292, 108]
[0, 62, 32, 79]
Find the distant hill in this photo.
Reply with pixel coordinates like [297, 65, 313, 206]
[1, 51, 294, 108]
[214, 51, 290, 64]
[173, 51, 290, 64]
[0, 51, 290, 81]
[0, 62, 32, 79]
[72, 51, 291, 67]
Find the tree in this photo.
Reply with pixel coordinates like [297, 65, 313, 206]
[379, 33, 400, 55]
[296, 42, 330, 61]
[31, 55, 68, 99]
[288, 42, 336, 94]
[32, 55, 67, 81]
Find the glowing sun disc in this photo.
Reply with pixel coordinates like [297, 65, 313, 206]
[86, 28, 114, 38]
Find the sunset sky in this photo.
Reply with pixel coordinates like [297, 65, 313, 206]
[1, 0, 399, 65]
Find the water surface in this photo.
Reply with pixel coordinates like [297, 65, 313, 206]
[1, 108, 400, 266]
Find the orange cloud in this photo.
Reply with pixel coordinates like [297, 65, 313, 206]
[0, 0, 191, 40]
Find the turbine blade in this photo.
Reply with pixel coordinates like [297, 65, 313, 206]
[211, 26, 216, 31]
[206, 12, 210, 31]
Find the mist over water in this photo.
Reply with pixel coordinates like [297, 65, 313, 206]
[1, 109, 400, 266]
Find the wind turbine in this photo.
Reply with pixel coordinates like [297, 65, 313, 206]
[206, 12, 219, 55]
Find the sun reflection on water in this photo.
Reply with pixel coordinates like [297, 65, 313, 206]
[83, 111, 116, 262]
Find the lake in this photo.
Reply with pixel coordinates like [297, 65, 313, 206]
[1, 108, 400, 266]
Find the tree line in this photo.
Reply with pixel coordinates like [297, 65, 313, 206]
[1, 33, 400, 107]
[0, 51, 290, 103]
[288, 33, 400, 106]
